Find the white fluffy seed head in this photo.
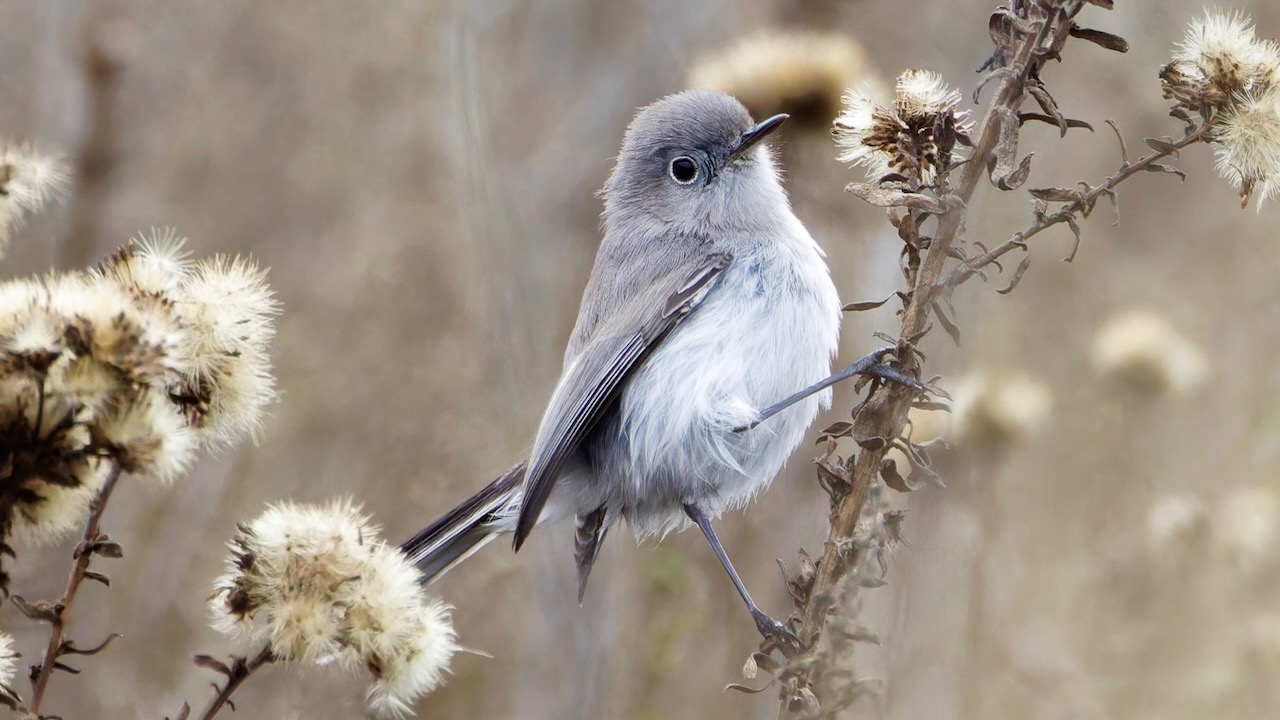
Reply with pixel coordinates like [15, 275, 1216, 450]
[1090, 309, 1208, 396]
[1146, 493, 1209, 551]
[210, 501, 458, 714]
[687, 32, 882, 129]
[95, 229, 192, 297]
[0, 143, 68, 252]
[833, 88, 895, 179]
[95, 388, 198, 484]
[895, 69, 963, 121]
[0, 631, 17, 693]
[1175, 10, 1280, 97]
[10, 458, 109, 547]
[173, 255, 279, 448]
[1213, 89, 1280, 208]
[950, 370, 1052, 455]
[1211, 485, 1280, 571]
[833, 69, 969, 183]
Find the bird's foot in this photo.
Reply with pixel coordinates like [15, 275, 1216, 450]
[751, 608, 803, 654]
[844, 347, 924, 393]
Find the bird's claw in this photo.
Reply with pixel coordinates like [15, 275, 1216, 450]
[752, 609, 803, 654]
[852, 347, 924, 393]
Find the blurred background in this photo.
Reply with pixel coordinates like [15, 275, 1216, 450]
[2, 0, 1279, 718]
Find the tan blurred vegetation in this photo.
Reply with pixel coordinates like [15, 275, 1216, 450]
[2, 0, 1279, 718]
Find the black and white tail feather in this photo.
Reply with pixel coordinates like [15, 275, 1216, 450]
[400, 461, 526, 583]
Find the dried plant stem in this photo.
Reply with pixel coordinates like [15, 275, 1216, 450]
[195, 648, 274, 720]
[945, 120, 1214, 288]
[26, 460, 122, 717]
[794, 6, 1060, 649]
[784, 5, 1081, 713]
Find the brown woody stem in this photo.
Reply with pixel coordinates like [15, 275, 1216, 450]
[783, 3, 1085, 714]
[195, 648, 275, 720]
[26, 460, 122, 717]
[945, 120, 1213, 288]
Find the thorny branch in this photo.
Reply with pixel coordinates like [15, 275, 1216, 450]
[22, 461, 122, 718]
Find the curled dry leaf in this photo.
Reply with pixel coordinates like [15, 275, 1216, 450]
[845, 183, 945, 213]
[1068, 25, 1130, 53]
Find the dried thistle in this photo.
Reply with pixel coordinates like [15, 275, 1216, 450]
[1160, 10, 1280, 207]
[687, 32, 882, 130]
[950, 370, 1052, 455]
[1213, 89, 1280, 208]
[1211, 485, 1280, 572]
[0, 143, 67, 254]
[1090, 309, 1207, 397]
[1161, 10, 1279, 115]
[210, 501, 458, 715]
[171, 254, 279, 448]
[0, 631, 18, 704]
[834, 69, 972, 185]
[1146, 493, 1209, 551]
[0, 233, 277, 593]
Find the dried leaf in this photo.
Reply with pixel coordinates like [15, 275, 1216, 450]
[726, 682, 773, 695]
[1001, 153, 1034, 190]
[932, 302, 962, 346]
[11, 596, 59, 623]
[742, 653, 758, 680]
[1099, 187, 1119, 225]
[1027, 83, 1067, 137]
[1145, 163, 1186, 181]
[820, 421, 853, 438]
[788, 687, 821, 718]
[83, 571, 110, 587]
[1029, 187, 1081, 203]
[848, 626, 882, 645]
[1069, 25, 1129, 52]
[843, 296, 893, 312]
[1104, 120, 1129, 164]
[1019, 113, 1093, 132]
[1063, 215, 1083, 262]
[989, 108, 1031, 189]
[997, 256, 1032, 295]
[193, 654, 234, 677]
[860, 577, 889, 589]
[880, 457, 914, 493]
[846, 183, 945, 213]
[59, 633, 121, 657]
[92, 541, 124, 559]
[1144, 137, 1180, 155]
[167, 703, 192, 720]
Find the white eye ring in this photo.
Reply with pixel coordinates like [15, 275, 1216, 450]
[669, 156, 699, 184]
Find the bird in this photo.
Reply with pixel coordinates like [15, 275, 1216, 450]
[401, 89, 916, 647]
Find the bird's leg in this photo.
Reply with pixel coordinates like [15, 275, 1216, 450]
[737, 346, 922, 432]
[683, 503, 801, 651]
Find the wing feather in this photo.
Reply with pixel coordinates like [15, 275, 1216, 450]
[512, 252, 732, 548]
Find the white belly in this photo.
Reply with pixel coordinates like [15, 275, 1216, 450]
[590, 244, 841, 537]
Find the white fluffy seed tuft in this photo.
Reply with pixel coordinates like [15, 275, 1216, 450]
[210, 501, 458, 715]
[1090, 309, 1207, 396]
[0, 143, 68, 252]
[950, 370, 1052, 454]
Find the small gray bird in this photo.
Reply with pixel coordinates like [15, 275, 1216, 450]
[402, 90, 914, 646]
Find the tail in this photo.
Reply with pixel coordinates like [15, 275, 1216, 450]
[400, 460, 526, 583]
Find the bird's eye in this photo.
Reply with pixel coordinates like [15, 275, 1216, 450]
[669, 156, 699, 184]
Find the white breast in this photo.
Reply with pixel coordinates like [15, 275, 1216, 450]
[602, 232, 841, 537]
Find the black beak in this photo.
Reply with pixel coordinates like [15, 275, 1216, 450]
[729, 113, 789, 161]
